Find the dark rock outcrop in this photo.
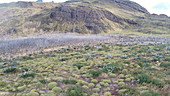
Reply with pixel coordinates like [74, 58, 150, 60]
[47, 5, 137, 33]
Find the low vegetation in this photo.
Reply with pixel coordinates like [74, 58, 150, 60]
[0, 42, 169, 96]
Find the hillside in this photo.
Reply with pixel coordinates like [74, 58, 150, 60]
[0, 0, 170, 36]
[0, 0, 170, 96]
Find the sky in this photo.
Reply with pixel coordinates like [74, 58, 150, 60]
[0, 0, 170, 16]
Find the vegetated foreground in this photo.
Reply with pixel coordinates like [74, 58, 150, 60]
[0, 34, 170, 96]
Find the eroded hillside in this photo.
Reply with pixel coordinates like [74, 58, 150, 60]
[0, 0, 170, 36]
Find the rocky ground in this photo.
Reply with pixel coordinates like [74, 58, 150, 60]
[0, 33, 170, 59]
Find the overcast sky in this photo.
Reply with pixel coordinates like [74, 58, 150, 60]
[0, 0, 170, 16]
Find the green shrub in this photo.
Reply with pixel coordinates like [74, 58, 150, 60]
[89, 70, 102, 78]
[3, 68, 17, 73]
[88, 83, 95, 88]
[102, 80, 111, 84]
[73, 63, 84, 69]
[52, 87, 62, 93]
[99, 82, 105, 86]
[125, 78, 131, 82]
[92, 88, 100, 92]
[48, 82, 57, 90]
[82, 85, 89, 89]
[20, 73, 36, 78]
[39, 79, 47, 84]
[0, 81, 7, 87]
[66, 86, 85, 96]
[165, 57, 170, 61]
[17, 85, 26, 91]
[62, 79, 77, 84]
[28, 92, 39, 96]
[96, 84, 101, 88]
[91, 79, 98, 84]
[141, 91, 160, 96]
[109, 73, 116, 77]
[136, 74, 162, 87]
[118, 82, 125, 86]
[160, 62, 170, 68]
[103, 92, 112, 96]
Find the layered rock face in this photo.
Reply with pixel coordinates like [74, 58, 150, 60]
[45, 5, 137, 33]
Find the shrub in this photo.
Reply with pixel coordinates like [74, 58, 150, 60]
[102, 64, 120, 73]
[125, 78, 131, 82]
[103, 83, 109, 87]
[92, 88, 100, 92]
[48, 82, 57, 90]
[20, 73, 36, 78]
[28, 92, 39, 96]
[0, 81, 7, 87]
[99, 82, 105, 86]
[136, 74, 162, 87]
[17, 85, 26, 91]
[52, 87, 62, 93]
[73, 63, 84, 69]
[96, 84, 102, 88]
[165, 57, 170, 61]
[62, 79, 77, 84]
[3, 68, 17, 73]
[119, 74, 125, 78]
[89, 70, 102, 78]
[102, 80, 111, 84]
[109, 73, 116, 77]
[103, 92, 112, 96]
[91, 93, 99, 96]
[160, 62, 170, 68]
[82, 85, 89, 89]
[91, 79, 98, 84]
[88, 83, 95, 88]
[39, 79, 47, 84]
[118, 82, 125, 86]
[141, 91, 160, 96]
[66, 86, 85, 96]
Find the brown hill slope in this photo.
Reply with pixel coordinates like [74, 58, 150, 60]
[0, 0, 170, 35]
